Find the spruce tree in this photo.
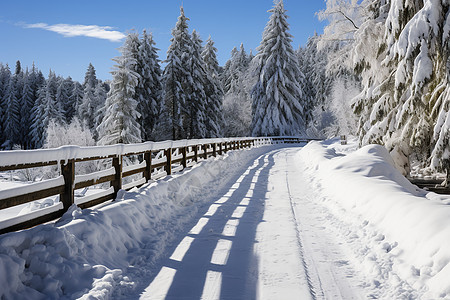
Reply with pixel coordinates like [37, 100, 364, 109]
[20, 70, 35, 148]
[162, 6, 193, 140]
[0, 64, 11, 147]
[202, 36, 224, 137]
[137, 30, 163, 141]
[30, 71, 65, 148]
[251, 0, 306, 137]
[97, 35, 142, 145]
[3, 74, 21, 148]
[78, 63, 98, 130]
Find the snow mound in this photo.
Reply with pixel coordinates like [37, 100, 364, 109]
[298, 140, 450, 299]
[0, 146, 277, 299]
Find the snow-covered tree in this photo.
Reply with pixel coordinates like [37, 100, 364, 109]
[202, 36, 224, 137]
[97, 35, 142, 145]
[222, 45, 253, 137]
[70, 81, 83, 122]
[251, 0, 306, 137]
[136, 30, 163, 141]
[0, 64, 11, 147]
[3, 72, 21, 148]
[161, 6, 193, 140]
[78, 63, 98, 130]
[350, 0, 449, 175]
[45, 117, 95, 149]
[30, 71, 65, 148]
[60, 77, 76, 123]
[185, 30, 208, 138]
[93, 80, 107, 136]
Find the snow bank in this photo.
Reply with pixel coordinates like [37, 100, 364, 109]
[298, 140, 450, 298]
[0, 145, 277, 299]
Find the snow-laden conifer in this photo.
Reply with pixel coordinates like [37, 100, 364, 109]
[251, 0, 306, 137]
[0, 64, 11, 147]
[137, 30, 162, 141]
[186, 30, 207, 138]
[30, 71, 65, 148]
[97, 35, 141, 145]
[78, 63, 98, 130]
[3, 73, 21, 148]
[162, 6, 192, 140]
[202, 36, 224, 137]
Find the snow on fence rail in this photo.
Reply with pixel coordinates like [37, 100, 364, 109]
[0, 136, 310, 234]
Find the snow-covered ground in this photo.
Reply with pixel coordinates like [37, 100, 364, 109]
[1, 139, 450, 299]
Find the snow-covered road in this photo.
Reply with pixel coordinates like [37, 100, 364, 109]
[137, 148, 367, 299]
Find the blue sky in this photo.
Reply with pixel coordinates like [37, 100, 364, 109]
[0, 0, 327, 82]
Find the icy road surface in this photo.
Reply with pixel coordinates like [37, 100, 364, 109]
[137, 148, 368, 299]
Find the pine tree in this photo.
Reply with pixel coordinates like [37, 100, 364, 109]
[202, 35, 224, 137]
[162, 6, 193, 140]
[70, 81, 84, 121]
[20, 69, 34, 148]
[55, 76, 70, 124]
[97, 35, 142, 145]
[61, 77, 76, 122]
[251, 0, 306, 137]
[0, 64, 11, 147]
[93, 80, 107, 137]
[30, 71, 65, 148]
[78, 63, 98, 130]
[3, 74, 21, 148]
[137, 30, 163, 141]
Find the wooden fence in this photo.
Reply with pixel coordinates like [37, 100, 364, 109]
[0, 136, 309, 234]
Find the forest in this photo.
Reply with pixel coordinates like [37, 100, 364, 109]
[0, 0, 449, 179]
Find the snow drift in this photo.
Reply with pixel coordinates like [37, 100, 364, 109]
[298, 140, 450, 299]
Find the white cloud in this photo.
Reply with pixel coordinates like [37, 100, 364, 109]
[22, 23, 126, 42]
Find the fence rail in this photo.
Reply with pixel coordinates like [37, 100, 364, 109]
[0, 136, 311, 234]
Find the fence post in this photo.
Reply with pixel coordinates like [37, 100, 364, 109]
[61, 159, 75, 211]
[212, 143, 217, 157]
[144, 151, 152, 182]
[203, 144, 208, 159]
[181, 147, 187, 169]
[112, 156, 122, 199]
[218, 142, 223, 155]
[166, 148, 172, 175]
[194, 145, 198, 162]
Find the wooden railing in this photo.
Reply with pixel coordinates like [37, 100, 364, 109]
[0, 136, 310, 234]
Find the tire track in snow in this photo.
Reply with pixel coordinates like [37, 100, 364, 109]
[284, 152, 323, 300]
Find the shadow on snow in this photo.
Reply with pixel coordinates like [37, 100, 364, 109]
[135, 150, 279, 300]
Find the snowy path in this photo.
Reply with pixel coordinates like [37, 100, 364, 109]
[136, 148, 369, 299]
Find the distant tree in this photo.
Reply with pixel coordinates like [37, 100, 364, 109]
[70, 81, 83, 122]
[222, 45, 253, 137]
[3, 73, 21, 148]
[61, 77, 76, 122]
[78, 63, 98, 130]
[251, 0, 306, 136]
[30, 71, 65, 148]
[0, 64, 11, 147]
[20, 69, 35, 148]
